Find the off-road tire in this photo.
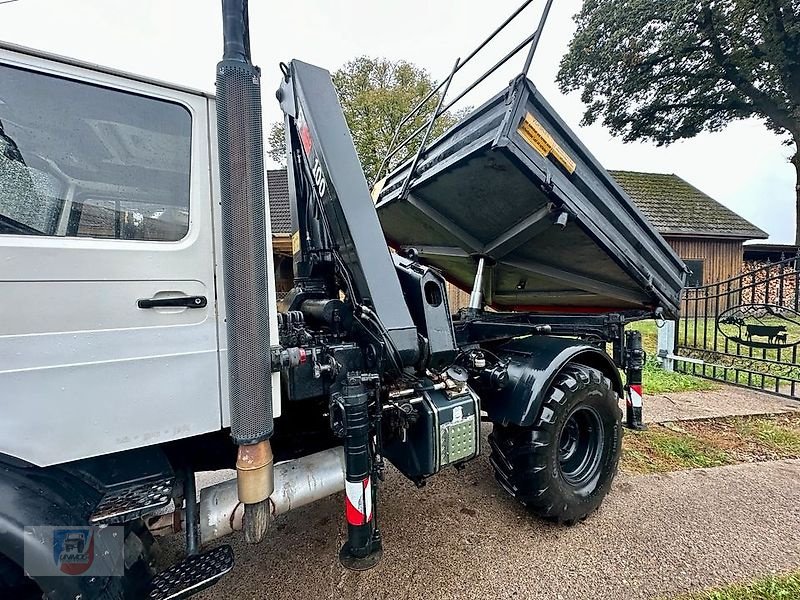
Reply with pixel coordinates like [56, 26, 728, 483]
[0, 553, 41, 600]
[489, 363, 622, 523]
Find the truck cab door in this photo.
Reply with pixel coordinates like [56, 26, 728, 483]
[0, 48, 222, 466]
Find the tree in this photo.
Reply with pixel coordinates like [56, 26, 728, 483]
[267, 56, 467, 184]
[557, 0, 800, 243]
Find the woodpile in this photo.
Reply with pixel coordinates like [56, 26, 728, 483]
[739, 260, 798, 308]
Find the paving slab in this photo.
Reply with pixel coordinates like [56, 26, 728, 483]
[637, 385, 799, 423]
[174, 442, 800, 600]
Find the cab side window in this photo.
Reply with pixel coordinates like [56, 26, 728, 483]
[0, 64, 191, 241]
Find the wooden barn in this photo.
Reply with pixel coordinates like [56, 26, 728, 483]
[609, 171, 767, 287]
[266, 169, 294, 299]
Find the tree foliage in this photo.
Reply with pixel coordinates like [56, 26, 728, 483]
[267, 56, 467, 184]
[557, 0, 800, 242]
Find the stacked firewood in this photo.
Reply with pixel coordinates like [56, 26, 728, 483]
[740, 260, 798, 308]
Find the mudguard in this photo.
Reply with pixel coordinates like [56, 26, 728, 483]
[483, 336, 623, 427]
[0, 445, 172, 599]
[0, 461, 121, 598]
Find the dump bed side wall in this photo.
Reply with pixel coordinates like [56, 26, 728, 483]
[376, 78, 686, 318]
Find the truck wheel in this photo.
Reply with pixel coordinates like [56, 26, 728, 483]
[489, 363, 622, 523]
[0, 554, 41, 599]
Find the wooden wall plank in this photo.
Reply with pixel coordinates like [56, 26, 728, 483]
[665, 237, 744, 285]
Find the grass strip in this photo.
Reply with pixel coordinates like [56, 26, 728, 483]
[621, 413, 800, 474]
[678, 571, 800, 599]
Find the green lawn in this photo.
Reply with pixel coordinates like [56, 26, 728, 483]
[643, 359, 717, 394]
[675, 317, 800, 392]
[622, 413, 800, 475]
[627, 321, 717, 394]
[678, 572, 800, 599]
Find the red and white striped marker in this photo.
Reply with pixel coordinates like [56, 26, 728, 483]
[345, 477, 373, 525]
[627, 384, 643, 409]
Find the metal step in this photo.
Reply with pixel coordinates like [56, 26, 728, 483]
[89, 477, 173, 525]
[148, 544, 234, 600]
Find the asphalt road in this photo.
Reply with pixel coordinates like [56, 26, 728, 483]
[169, 435, 800, 600]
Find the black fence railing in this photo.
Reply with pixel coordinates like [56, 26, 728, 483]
[675, 255, 800, 399]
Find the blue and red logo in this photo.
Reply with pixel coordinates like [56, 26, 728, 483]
[52, 528, 95, 575]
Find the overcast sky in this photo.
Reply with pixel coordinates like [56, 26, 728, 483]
[1, 0, 795, 243]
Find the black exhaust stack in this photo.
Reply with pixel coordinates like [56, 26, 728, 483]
[216, 0, 274, 543]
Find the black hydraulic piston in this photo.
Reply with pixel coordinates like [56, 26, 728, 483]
[624, 329, 646, 430]
[337, 374, 382, 570]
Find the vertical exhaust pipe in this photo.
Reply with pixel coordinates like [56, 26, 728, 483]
[216, 0, 274, 543]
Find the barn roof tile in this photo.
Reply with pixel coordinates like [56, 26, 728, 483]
[609, 170, 767, 240]
[267, 169, 291, 234]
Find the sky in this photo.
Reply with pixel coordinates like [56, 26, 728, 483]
[0, 0, 795, 243]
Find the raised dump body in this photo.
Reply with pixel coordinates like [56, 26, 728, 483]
[375, 76, 687, 318]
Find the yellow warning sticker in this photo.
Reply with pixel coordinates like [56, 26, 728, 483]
[371, 177, 386, 204]
[291, 231, 300, 255]
[517, 113, 577, 175]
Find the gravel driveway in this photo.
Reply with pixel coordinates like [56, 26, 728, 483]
[174, 428, 800, 600]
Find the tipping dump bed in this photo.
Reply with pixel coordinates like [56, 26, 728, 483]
[375, 78, 687, 319]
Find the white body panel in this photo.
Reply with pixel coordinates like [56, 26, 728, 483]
[0, 45, 280, 466]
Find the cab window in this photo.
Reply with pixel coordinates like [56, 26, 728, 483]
[0, 63, 191, 240]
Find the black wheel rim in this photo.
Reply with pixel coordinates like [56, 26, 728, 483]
[558, 406, 604, 487]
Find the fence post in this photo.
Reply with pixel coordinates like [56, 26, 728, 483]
[657, 320, 676, 372]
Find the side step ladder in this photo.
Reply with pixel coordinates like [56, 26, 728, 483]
[148, 544, 234, 600]
[89, 477, 174, 525]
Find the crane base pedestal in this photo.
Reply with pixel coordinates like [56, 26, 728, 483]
[339, 542, 383, 571]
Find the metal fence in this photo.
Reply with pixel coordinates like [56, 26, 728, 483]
[674, 255, 800, 399]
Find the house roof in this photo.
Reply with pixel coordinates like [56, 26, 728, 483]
[266, 167, 768, 241]
[609, 170, 767, 240]
[267, 169, 292, 234]
[743, 243, 799, 262]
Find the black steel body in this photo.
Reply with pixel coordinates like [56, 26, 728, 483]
[376, 76, 686, 317]
[277, 60, 419, 366]
[382, 387, 479, 481]
[475, 336, 623, 427]
[392, 253, 457, 369]
[454, 309, 632, 346]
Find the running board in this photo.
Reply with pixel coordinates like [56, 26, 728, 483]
[148, 544, 234, 600]
[89, 477, 174, 525]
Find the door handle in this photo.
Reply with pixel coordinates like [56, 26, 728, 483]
[137, 295, 207, 309]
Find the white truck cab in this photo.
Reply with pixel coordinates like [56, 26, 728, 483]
[0, 43, 281, 468]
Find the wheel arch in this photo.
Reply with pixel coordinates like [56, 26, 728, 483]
[569, 349, 624, 397]
[481, 336, 623, 427]
[0, 463, 116, 599]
